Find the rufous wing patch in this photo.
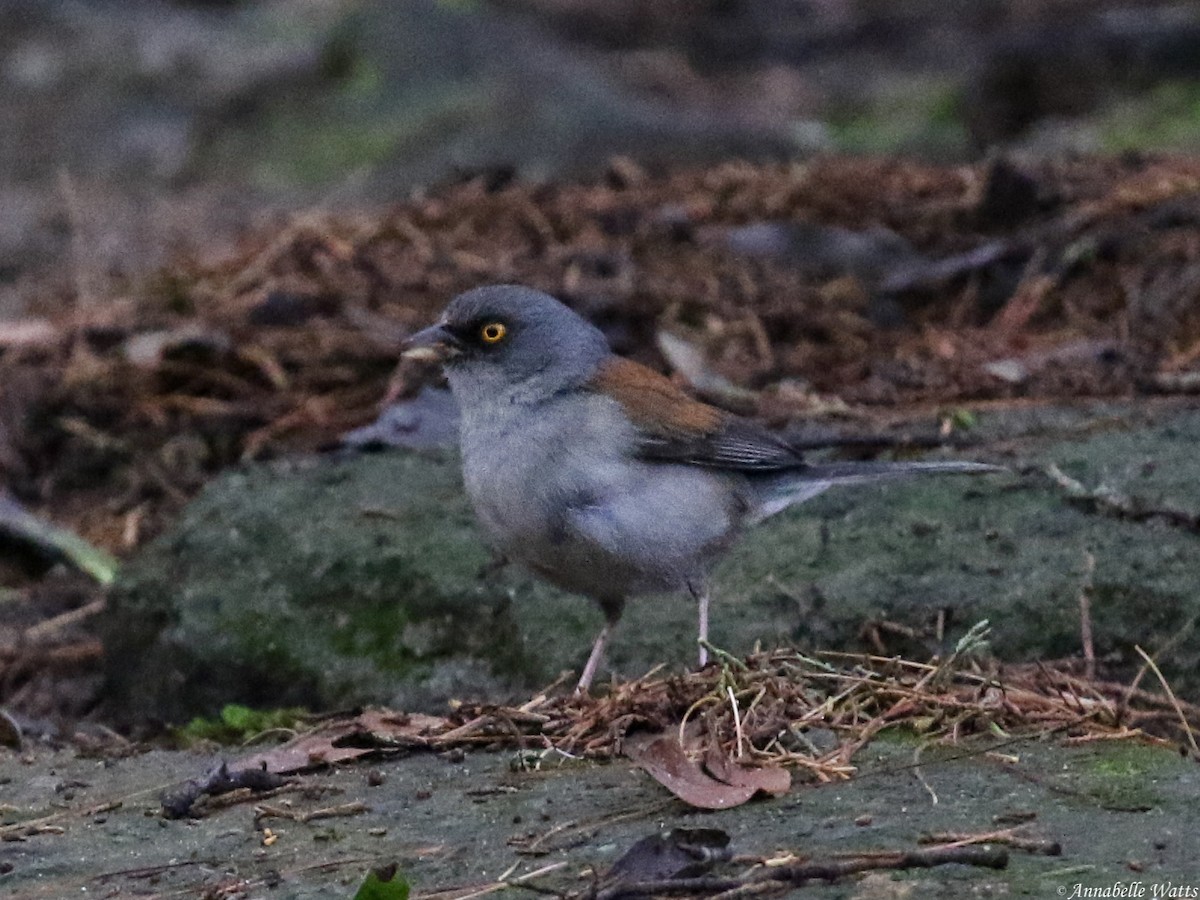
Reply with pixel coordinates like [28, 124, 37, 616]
[587, 357, 722, 438]
[587, 357, 806, 471]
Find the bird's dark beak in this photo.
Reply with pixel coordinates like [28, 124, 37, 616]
[401, 323, 464, 362]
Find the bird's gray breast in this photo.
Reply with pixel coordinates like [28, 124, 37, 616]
[457, 393, 743, 599]
[457, 394, 596, 549]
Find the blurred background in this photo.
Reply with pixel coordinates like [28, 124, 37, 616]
[4, 0, 1200, 302]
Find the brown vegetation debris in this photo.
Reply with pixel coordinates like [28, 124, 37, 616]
[222, 648, 1200, 794]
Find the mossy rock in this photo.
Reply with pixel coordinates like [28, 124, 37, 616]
[103, 451, 600, 725]
[103, 406, 1200, 724]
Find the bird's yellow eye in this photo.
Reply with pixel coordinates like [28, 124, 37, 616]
[480, 322, 507, 344]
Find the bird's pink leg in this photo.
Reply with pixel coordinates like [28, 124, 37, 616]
[688, 580, 710, 667]
[576, 622, 613, 693]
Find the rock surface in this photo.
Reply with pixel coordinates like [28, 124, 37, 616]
[2, 734, 1196, 897]
[104, 402, 1200, 724]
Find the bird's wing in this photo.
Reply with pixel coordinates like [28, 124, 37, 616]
[585, 357, 806, 471]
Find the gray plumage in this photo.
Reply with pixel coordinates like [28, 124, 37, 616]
[404, 284, 1001, 690]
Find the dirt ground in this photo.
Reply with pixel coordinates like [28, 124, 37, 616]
[4, 732, 1197, 898]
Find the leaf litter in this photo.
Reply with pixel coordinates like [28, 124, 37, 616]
[191, 640, 1200, 820]
[165, 636, 1195, 894]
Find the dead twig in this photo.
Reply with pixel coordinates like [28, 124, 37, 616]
[0, 640, 103, 669]
[1132, 645, 1200, 758]
[415, 862, 568, 900]
[586, 845, 1007, 899]
[911, 743, 938, 805]
[1077, 550, 1096, 680]
[23, 599, 106, 643]
[921, 827, 1061, 856]
[1145, 371, 1200, 395]
[254, 800, 369, 824]
[160, 762, 293, 819]
[0, 823, 67, 842]
[1044, 464, 1200, 533]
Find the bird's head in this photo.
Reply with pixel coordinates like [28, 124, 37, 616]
[403, 285, 610, 405]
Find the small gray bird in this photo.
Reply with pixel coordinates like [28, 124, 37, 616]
[404, 285, 998, 691]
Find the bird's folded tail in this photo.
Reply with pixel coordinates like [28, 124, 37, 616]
[799, 459, 1004, 483]
[749, 459, 1003, 524]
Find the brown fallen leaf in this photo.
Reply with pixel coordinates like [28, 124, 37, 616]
[355, 709, 449, 745]
[624, 732, 789, 810]
[236, 709, 450, 775]
[704, 745, 791, 797]
[236, 727, 374, 775]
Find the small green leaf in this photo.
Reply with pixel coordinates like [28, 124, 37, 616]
[353, 864, 410, 900]
[947, 408, 977, 431]
[174, 704, 307, 745]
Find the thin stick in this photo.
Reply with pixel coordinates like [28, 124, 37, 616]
[57, 169, 95, 312]
[23, 598, 106, 642]
[425, 862, 567, 900]
[588, 845, 1007, 899]
[1132, 645, 1200, 757]
[1120, 614, 1198, 717]
[911, 743, 938, 805]
[1078, 550, 1096, 680]
[727, 686, 746, 759]
[922, 828, 1061, 856]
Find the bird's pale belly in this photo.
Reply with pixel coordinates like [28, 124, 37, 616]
[465, 477, 659, 598]
[464, 455, 741, 600]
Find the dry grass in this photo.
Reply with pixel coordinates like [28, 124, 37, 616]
[426, 640, 1200, 779]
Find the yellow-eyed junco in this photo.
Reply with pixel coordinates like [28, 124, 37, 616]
[404, 285, 999, 691]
